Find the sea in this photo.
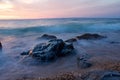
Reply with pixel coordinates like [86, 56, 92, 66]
[0, 18, 120, 35]
[0, 18, 120, 79]
[0, 18, 120, 55]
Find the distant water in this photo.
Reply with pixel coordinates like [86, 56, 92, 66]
[0, 18, 120, 36]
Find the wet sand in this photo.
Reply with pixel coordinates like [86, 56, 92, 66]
[0, 31, 120, 80]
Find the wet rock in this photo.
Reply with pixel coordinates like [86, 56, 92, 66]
[77, 57, 92, 69]
[37, 34, 57, 40]
[79, 61, 92, 69]
[82, 70, 120, 80]
[65, 38, 77, 43]
[21, 39, 74, 61]
[0, 41, 2, 52]
[76, 33, 106, 40]
[20, 51, 30, 55]
[77, 53, 92, 69]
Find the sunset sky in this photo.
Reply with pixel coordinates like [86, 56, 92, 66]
[0, 0, 120, 19]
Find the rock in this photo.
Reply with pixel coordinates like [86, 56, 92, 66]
[65, 38, 77, 43]
[0, 41, 2, 52]
[77, 57, 92, 69]
[20, 51, 30, 55]
[76, 33, 106, 40]
[82, 70, 120, 80]
[37, 34, 57, 40]
[79, 61, 92, 69]
[21, 39, 74, 61]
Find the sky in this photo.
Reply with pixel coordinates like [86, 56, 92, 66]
[0, 0, 120, 19]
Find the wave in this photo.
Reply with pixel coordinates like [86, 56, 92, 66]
[0, 18, 120, 36]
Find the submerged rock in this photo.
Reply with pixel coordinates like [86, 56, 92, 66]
[37, 34, 57, 40]
[65, 38, 77, 43]
[0, 41, 2, 52]
[82, 70, 120, 80]
[110, 41, 120, 44]
[77, 56, 92, 69]
[78, 60, 92, 69]
[76, 33, 106, 40]
[21, 39, 74, 61]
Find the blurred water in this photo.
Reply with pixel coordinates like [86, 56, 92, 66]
[0, 18, 120, 36]
[0, 18, 120, 80]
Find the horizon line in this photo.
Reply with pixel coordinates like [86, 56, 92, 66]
[0, 17, 120, 20]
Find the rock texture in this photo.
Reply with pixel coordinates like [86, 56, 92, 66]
[21, 39, 74, 61]
[76, 33, 106, 40]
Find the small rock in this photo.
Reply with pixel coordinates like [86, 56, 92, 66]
[76, 33, 106, 40]
[110, 41, 120, 44]
[37, 34, 57, 40]
[80, 61, 92, 69]
[65, 38, 77, 43]
[0, 41, 2, 52]
[77, 59, 92, 69]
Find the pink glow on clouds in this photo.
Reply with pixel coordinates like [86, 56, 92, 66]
[0, 0, 120, 19]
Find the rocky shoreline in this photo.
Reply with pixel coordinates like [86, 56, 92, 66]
[0, 33, 120, 80]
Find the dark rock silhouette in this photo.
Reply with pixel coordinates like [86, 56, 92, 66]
[0, 41, 2, 52]
[65, 38, 77, 43]
[20, 51, 30, 55]
[37, 34, 57, 40]
[21, 39, 74, 61]
[76, 33, 106, 40]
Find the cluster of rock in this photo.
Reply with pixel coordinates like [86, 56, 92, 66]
[20, 33, 106, 62]
[21, 39, 74, 61]
[65, 33, 106, 43]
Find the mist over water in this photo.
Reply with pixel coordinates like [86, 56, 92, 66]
[0, 18, 120, 79]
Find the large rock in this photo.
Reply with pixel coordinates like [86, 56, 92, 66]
[37, 34, 57, 40]
[76, 33, 106, 40]
[21, 39, 74, 61]
[0, 42, 2, 52]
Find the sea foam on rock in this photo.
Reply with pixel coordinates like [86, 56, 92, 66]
[21, 39, 74, 62]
